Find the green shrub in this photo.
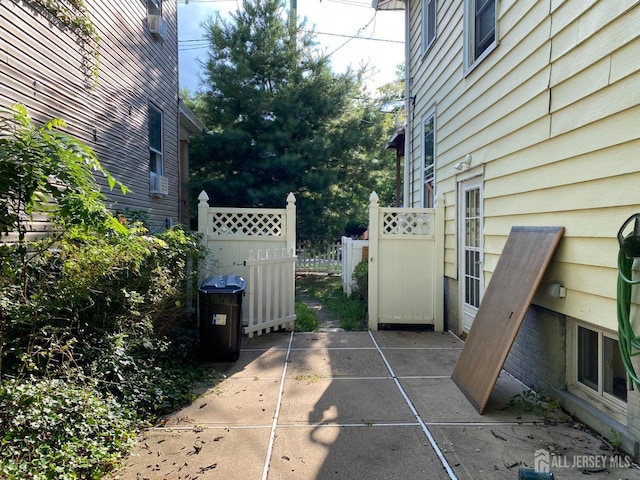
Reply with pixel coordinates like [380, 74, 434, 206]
[353, 261, 368, 302]
[0, 378, 135, 479]
[295, 299, 318, 331]
[84, 329, 203, 418]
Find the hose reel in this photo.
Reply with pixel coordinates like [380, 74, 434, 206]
[617, 214, 640, 389]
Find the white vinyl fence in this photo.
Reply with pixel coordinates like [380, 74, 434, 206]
[341, 236, 369, 296]
[197, 191, 297, 334]
[296, 241, 342, 274]
[367, 192, 444, 331]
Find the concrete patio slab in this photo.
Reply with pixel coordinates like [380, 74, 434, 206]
[269, 425, 453, 480]
[290, 331, 375, 349]
[209, 348, 288, 380]
[432, 422, 635, 480]
[381, 346, 460, 377]
[373, 330, 463, 348]
[286, 348, 389, 378]
[242, 331, 292, 350]
[279, 377, 416, 425]
[112, 427, 270, 480]
[161, 378, 281, 427]
[401, 373, 540, 424]
[111, 330, 639, 480]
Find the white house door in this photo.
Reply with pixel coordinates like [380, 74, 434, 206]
[459, 176, 483, 333]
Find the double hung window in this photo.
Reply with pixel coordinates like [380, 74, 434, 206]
[421, 0, 436, 54]
[422, 112, 435, 208]
[148, 104, 163, 178]
[464, 0, 496, 70]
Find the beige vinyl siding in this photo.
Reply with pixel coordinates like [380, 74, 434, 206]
[0, 1, 179, 232]
[406, 0, 640, 329]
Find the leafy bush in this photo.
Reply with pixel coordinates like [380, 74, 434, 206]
[0, 378, 135, 479]
[353, 261, 368, 302]
[84, 329, 203, 418]
[294, 299, 318, 332]
[0, 105, 209, 477]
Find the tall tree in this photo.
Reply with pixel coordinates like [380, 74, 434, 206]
[189, 0, 395, 241]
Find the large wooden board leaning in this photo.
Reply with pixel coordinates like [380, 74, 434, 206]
[451, 226, 564, 414]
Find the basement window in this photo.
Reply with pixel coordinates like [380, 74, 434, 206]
[572, 322, 627, 411]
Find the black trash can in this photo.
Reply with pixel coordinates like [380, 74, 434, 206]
[198, 275, 247, 361]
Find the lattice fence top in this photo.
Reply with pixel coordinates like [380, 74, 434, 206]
[381, 211, 432, 236]
[210, 212, 284, 237]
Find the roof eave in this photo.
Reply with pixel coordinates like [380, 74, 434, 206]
[372, 0, 405, 11]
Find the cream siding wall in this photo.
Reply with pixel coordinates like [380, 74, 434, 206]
[405, 0, 640, 332]
[0, 1, 179, 231]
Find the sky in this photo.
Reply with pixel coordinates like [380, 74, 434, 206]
[177, 0, 405, 95]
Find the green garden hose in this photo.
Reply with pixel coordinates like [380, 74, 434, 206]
[617, 249, 640, 389]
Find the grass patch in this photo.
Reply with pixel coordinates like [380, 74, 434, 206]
[296, 274, 366, 331]
[295, 299, 318, 331]
[294, 373, 324, 384]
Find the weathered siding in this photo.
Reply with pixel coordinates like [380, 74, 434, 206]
[0, 0, 179, 231]
[406, 0, 640, 332]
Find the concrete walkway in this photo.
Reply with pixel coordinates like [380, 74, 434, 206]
[112, 331, 637, 479]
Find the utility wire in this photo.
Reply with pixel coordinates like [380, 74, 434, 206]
[178, 31, 403, 45]
[177, 0, 372, 5]
[325, 12, 376, 57]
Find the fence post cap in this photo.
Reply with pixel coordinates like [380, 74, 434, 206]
[369, 191, 379, 204]
[286, 192, 296, 204]
[198, 190, 210, 205]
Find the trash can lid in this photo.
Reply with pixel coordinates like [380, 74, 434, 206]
[199, 274, 247, 293]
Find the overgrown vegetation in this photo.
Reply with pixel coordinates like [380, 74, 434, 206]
[503, 389, 566, 424]
[26, 0, 100, 85]
[0, 105, 208, 478]
[294, 299, 318, 332]
[296, 275, 366, 331]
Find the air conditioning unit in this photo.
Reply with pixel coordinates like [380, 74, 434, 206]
[148, 14, 168, 41]
[150, 174, 169, 196]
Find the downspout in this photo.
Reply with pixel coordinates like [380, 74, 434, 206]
[403, 1, 411, 207]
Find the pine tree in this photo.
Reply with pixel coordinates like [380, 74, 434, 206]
[189, 0, 396, 241]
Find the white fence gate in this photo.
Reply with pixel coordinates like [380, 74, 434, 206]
[244, 248, 296, 337]
[197, 191, 297, 336]
[367, 192, 444, 331]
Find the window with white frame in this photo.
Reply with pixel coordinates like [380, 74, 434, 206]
[147, 0, 162, 15]
[572, 322, 627, 408]
[464, 0, 496, 70]
[148, 104, 163, 178]
[422, 112, 435, 208]
[421, 0, 436, 54]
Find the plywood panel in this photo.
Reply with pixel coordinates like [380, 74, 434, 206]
[451, 226, 564, 413]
